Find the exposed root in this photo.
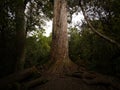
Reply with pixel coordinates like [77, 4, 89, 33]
[46, 58, 78, 75]
[69, 70, 120, 90]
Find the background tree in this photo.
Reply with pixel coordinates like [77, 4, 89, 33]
[15, 0, 26, 71]
[79, 0, 120, 48]
[68, 0, 120, 76]
[0, 0, 53, 77]
[0, 0, 16, 77]
[79, 0, 120, 75]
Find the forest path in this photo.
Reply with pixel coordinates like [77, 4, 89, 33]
[30, 74, 115, 90]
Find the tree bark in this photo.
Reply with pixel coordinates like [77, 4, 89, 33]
[15, 0, 26, 71]
[48, 0, 77, 74]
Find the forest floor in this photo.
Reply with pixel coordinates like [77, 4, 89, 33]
[30, 75, 111, 90]
[29, 71, 120, 90]
[1, 66, 120, 90]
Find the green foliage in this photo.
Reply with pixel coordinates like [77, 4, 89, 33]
[26, 0, 47, 32]
[69, 21, 120, 76]
[82, 0, 120, 42]
[36, 0, 53, 19]
[25, 30, 51, 68]
[0, 0, 16, 77]
[0, 0, 120, 78]
[70, 0, 120, 75]
[69, 27, 81, 62]
[0, 0, 52, 77]
[69, 0, 120, 74]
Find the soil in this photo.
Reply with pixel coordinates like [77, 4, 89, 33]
[30, 74, 116, 90]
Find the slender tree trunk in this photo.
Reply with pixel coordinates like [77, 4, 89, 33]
[15, 0, 26, 71]
[48, 0, 77, 74]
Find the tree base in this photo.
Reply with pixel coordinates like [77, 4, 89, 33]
[46, 58, 78, 75]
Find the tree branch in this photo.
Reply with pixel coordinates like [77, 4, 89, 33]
[79, 1, 120, 48]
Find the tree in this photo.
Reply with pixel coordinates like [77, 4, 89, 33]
[0, 0, 16, 76]
[79, 0, 120, 48]
[47, 0, 77, 74]
[15, 0, 53, 71]
[15, 0, 26, 71]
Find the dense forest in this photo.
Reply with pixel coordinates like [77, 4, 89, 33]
[0, 0, 120, 90]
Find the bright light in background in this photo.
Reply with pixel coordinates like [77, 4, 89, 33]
[71, 12, 84, 26]
[44, 20, 52, 37]
[44, 12, 84, 37]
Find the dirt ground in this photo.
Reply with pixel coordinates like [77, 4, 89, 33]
[30, 75, 115, 90]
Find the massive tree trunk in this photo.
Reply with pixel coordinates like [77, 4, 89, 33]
[15, 0, 26, 71]
[48, 0, 77, 74]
